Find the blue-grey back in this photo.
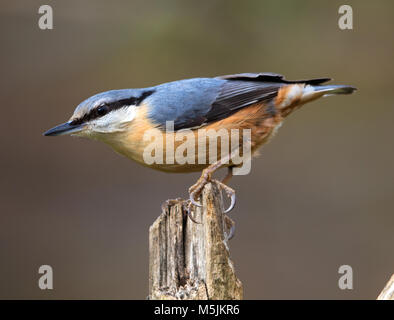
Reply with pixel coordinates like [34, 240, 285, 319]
[145, 78, 225, 130]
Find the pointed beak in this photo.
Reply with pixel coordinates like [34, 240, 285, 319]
[43, 122, 84, 136]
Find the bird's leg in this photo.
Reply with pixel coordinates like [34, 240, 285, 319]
[188, 161, 237, 239]
[222, 166, 234, 185]
[188, 162, 220, 206]
[189, 154, 236, 213]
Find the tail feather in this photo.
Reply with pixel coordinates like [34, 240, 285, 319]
[313, 85, 357, 95]
[300, 84, 356, 103]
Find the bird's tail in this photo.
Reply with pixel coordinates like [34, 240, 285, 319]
[300, 84, 357, 103]
[312, 84, 356, 95]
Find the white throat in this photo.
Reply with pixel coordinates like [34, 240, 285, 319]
[91, 106, 137, 133]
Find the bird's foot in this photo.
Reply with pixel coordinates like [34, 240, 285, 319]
[188, 169, 212, 208]
[182, 199, 202, 224]
[162, 198, 202, 224]
[162, 164, 237, 239]
[188, 171, 236, 214]
[213, 179, 236, 214]
[182, 199, 235, 241]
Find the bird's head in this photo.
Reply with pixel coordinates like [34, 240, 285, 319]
[43, 89, 154, 139]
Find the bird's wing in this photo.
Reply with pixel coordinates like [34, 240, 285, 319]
[203, 79, 281, 124]
[217, 72, 330, 85]
[202, 73, 331, 125]
[148, 73, 330, 130]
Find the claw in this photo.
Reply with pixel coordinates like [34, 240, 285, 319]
[187, 207, 202, 224]
[224, 215, 236, 241]
[189, 191, 202, 208]
[213, 179, 236, 214]
[226, 221, 236, 241]
[224, 192, 236, 214]
[184, 200, 202, 224]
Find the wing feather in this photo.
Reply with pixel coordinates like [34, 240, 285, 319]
[201, 73, 331, 125]
[150, 73, 331, 130]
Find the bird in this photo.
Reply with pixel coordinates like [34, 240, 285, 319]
[44, 72, 356, 219]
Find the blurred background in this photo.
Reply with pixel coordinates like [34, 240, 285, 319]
[1, 0, 393, 299]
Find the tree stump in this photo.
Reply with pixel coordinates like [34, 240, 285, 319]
[148, 182, 243, 300]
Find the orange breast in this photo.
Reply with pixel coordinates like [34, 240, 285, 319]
[104, 102, 284, 173]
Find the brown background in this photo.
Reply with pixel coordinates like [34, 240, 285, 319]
[1, 1, 393, 299]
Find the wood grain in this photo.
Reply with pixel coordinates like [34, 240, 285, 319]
[149, 182, 243, 300]
[377, 274, 394, 300]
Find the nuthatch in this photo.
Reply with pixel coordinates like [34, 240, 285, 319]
[44, 73, 356, 216]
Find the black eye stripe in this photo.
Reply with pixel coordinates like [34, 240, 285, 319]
[95, 105, 109, 117]
[71, 90, 155, 125]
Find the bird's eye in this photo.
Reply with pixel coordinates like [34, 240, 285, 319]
[96, 105, 109, 116]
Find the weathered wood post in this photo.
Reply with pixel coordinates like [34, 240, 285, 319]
[377, 274, 394, 300]
[149, 182, 243, 300]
